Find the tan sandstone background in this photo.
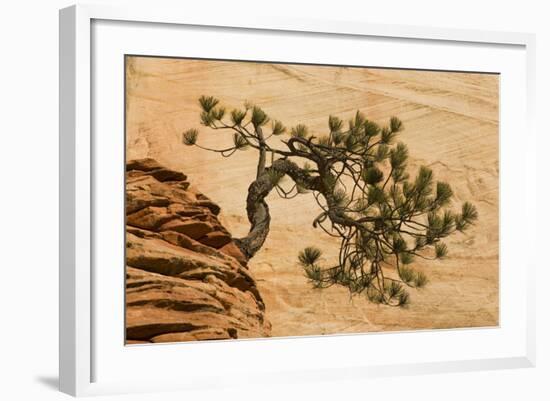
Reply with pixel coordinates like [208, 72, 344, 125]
[125, 56, 499, 337]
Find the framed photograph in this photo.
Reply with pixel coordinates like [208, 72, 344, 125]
[59, 4, 536, 397]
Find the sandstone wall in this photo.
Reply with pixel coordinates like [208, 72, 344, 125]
[125, 57, 499, 335]
[125, 158, 270, 343]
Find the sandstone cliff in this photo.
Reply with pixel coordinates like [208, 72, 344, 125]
[125, 158, 271, 343]
[126, 57, 499, 335]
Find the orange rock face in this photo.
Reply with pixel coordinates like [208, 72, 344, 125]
[126, 59, 499, 336]
[125, 158, 271, 343]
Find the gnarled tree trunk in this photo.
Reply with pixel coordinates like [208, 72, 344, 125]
[235, 158, 321, 259]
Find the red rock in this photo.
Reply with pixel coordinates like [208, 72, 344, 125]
[150, 328, 233, 343]
[126, 190, 170, 214]
[127, 158, 163, 171]
[159, 219, 214, 239]
[125, 159, 270, 343]
[198, 231, 232, 248]
[149, 168, 187, 182]
[168, 203, 205, 217]
[178, 181, 190, 190]
[219, 242, 248, 266]
[126, 206, 176, 231]
[193, 200, 221, 215]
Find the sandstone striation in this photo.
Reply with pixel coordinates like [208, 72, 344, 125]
[125, 158, 270, 343]
[126, 58, 499, 336]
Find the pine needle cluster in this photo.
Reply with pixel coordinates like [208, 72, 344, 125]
[182, 96, 478, 307]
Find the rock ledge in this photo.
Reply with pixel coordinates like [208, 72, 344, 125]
[125, 158, 270, 343]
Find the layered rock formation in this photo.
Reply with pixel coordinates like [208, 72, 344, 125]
[126, 57, 499, 336]
[125, 158, 270, 343]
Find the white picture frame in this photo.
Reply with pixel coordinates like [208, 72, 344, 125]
[59, 4, 536, 397]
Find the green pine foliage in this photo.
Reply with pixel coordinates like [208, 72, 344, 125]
[182, 95, 479, 307]
[233, 133, 249, 150]
[298, 246, 323, 266]
[271, 120, 286, 136]
[291, 124, 308, 138]
[435, 242, 448, 259]
[399, 266, 416, 283]
[251, 106, 269, 128]
[198, 95, 219, 112]
[182, 128, 199, 145]
[231, 109, 246, 125]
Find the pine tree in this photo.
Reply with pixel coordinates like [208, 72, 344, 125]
[182, 96, 478, 307]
